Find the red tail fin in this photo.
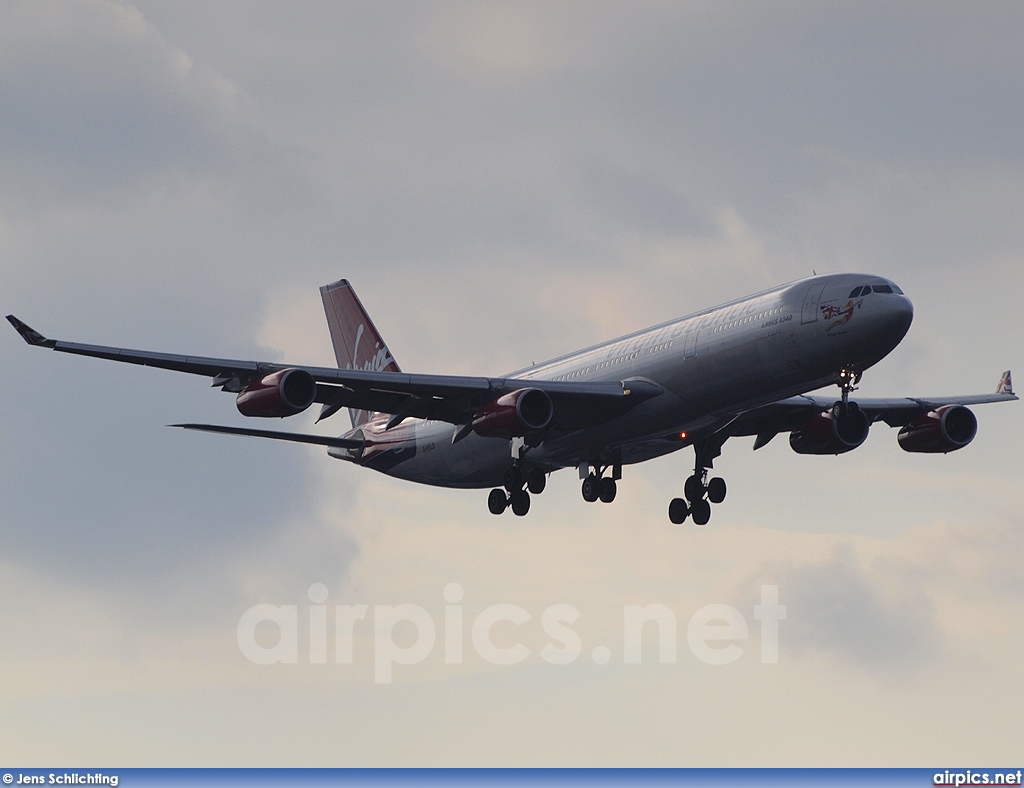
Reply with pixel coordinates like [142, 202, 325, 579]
[320, 279, 401, 428]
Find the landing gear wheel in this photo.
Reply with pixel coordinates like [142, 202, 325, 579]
[526, 469, 547, 495]
[832, 401, 859, 419]
[599, 477, 617, 503]
[691, 498, 712, 526]
[668, 498, 689, 525]
[488, 488, 508, 515]
[504, 466, 524, 492]
[510, 490, 531, 516]
[706, 477, 727, 505]
[581, 475, 601, 503]
[684, 474, 705, 503]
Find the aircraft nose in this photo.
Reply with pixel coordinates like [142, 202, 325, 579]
[891, 295, 914, 339]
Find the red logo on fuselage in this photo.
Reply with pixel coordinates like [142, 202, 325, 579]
[821, 299, 863, 331]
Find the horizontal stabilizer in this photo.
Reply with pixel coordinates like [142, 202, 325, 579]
[171, 423, 363, 449]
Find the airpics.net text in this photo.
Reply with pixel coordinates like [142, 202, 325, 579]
[237, 584, 786, 684]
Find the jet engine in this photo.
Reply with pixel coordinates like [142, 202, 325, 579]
[897, 405, 977, 453]
[472, 388, 554, 438]
[236, 368, 317, 417]
[790, 404, 870, 455]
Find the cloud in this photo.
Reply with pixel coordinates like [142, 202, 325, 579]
[771, 548, 941, 671]
[432, 3, 575, 76]
[722, 518, 1024, 678]
[2, 0, 1023, 766]
[0, 0, 252, 202]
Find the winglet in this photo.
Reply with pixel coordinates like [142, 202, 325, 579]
[6, 315, 57, 348]
[996, 370, 1014, 396]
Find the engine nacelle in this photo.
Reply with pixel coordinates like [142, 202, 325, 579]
[472, 388, 553, 438]
[790, 405, 870, 455]
[898, 405, 977, 453]
[236, 368, 317, 418]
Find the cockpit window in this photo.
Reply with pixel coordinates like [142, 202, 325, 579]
[851, 282, 903, 297]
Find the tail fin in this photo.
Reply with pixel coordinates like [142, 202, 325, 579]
[996, 370, 1014, 396]
[320, 279, 401, 428]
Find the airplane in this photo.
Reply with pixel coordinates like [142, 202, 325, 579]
[7, 273, 1016, 525]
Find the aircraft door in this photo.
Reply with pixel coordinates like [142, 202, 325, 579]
[800, 281, 828, 324]
[684, 324, 698, 358]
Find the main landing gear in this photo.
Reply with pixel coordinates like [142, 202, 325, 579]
[580, 463, 619, 505]
[669, 439, 727, 526]
[488, 437, 548, 516]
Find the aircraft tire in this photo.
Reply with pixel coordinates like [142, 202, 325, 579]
[581, 475, 601, 503]
[599, 477, 617, 503]
[707, 477, 727, 504]
[668, 498, 689, 524]
[691, 498, 712, 526]
[510, 490, 531, 516]
[526, 469, 547, 495]
[504, 466, 524, 492]
[488, 488, 509, 515]
[833, 401, 859, 419]
[684, 474, 704, 503]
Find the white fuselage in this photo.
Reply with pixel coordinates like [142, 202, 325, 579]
[333, 273, 914, 488]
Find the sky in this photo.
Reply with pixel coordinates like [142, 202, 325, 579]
[2, 0, 1023, 767]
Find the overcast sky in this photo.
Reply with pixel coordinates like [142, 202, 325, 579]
[2, 0, 1023, 767]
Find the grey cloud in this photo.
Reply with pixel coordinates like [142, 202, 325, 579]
[1, 1, 1023, 766]
[771, 549, 943, 672]
[0, 342, 348, 588]
[2, 0, 1021, 649]
[118, 1, 1024, 290]
[0, 0, 254, 202]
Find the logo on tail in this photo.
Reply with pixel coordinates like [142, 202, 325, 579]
[349, 323, 396, 374]
[320, 279, 401, 428]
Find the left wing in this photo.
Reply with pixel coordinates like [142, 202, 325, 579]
[6, 315, 659, 430]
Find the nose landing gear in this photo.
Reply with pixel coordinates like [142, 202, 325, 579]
[834, 367, 862, 416]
